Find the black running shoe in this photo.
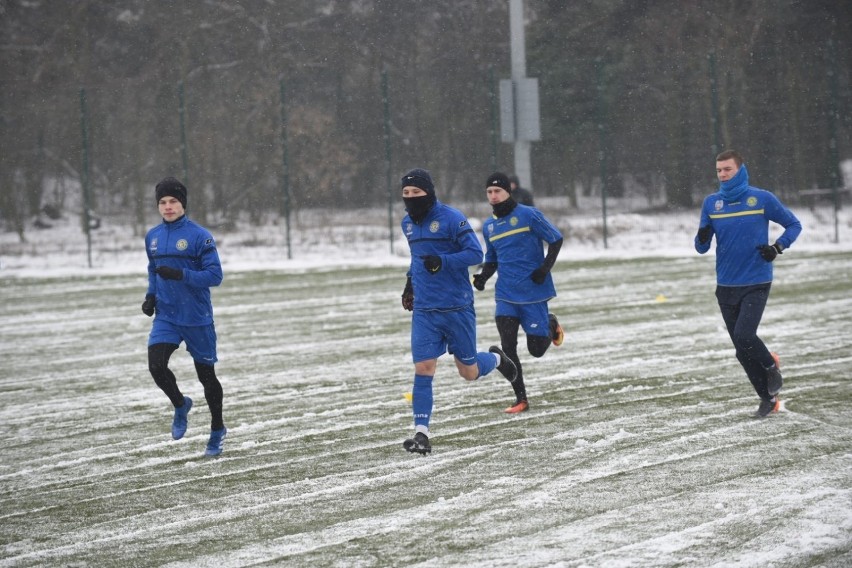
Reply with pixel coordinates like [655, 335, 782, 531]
[754, 397, 780, 418]
[403, 432, 431, 455]
[549, 313, 564, 346]
[489, 345, 518, 383]
[766, 352, 783, 396]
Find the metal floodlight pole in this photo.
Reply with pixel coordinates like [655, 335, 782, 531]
[509, 0, 532, 190]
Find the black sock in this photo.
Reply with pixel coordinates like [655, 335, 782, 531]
[148, 343, 184, 407]
[195, 362, 224, 430]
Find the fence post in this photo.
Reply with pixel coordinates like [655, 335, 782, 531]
[708, 51, 722, 155]
[489, 66, 498, 173]
[382, 69, 393, 255]
[279, 78, 292, 259]
[79, 88, 93, 268]
[827, 37, 841, 244]
[178, 81, 189, 193]
[595, 59, 609, 249]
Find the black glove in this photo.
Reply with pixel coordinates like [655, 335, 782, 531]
[422, 255, 442, 274]
[531, 266, 549, 284]
[697, 225, 713, 244]
[757, 243, 783, 262]
[401, 277, 414, 311]
[141, 294, 156, 317]
[473, 262, 497, 291]
[155, 266, 183, 280]
[472, 273, 488, 291]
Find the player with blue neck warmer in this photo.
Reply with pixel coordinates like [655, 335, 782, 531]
[694, 150, 802, 418]
[718, 162, 750, 201]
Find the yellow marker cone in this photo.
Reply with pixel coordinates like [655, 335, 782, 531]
[655, 294, 668, 303]
[403, 392, 413, 402]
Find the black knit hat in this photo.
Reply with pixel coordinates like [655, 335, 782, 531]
[486, 172, 512, 193]
[155, 177, 187, 209]
[401, 168, 435, 197]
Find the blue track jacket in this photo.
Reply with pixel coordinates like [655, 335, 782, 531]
[695, 185, 801, 286]
[483, 204, 562, 303]
[402, 201, 482, 311]
[145, 215, 223, 325]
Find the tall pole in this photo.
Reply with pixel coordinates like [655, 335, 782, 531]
[509, 0, 531, 189]
[382, 69, 394, 254]
[279, 78, 292, 259]
[79, 88, 93, 268]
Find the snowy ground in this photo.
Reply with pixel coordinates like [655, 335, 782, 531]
[1, 203, 851, 566]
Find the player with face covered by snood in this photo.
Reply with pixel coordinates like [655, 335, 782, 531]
[473, 172, 565, 413]
[399, 168, 517, 454]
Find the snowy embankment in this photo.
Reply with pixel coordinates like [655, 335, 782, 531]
[0, 201, 849, 278]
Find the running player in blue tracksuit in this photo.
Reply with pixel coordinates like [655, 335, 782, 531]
[473, 172, 565, 414]
[142, 177, 227, 456]
[399, 168, 517, 454]
[695, 150, 802, 417]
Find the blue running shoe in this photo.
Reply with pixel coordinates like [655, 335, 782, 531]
[205, 427, 227, 457]
[171, 396, 193, 440]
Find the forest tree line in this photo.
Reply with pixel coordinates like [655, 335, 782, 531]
[1, 0, 849, 237]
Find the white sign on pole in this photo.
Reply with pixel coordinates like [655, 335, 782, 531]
[499, 78, 541, 143]
[515, 78, 541, 141]
[499, 79, 515, 143]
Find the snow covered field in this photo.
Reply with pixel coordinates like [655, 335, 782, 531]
[1, 204, 851, 566]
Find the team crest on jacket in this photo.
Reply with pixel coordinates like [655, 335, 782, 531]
[176, 239, 189, 251]
[149, 238, 158, 252]
[429, 220, 440, 233]
[510, 216, 519, 226]
[714, 199, 724, 211]
[747, 196, 758, 207]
